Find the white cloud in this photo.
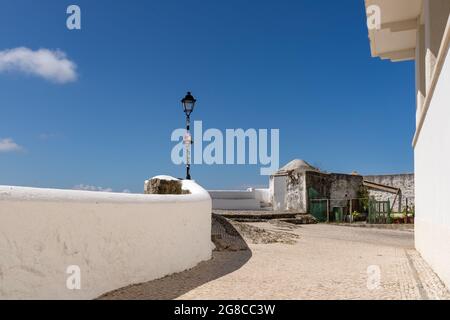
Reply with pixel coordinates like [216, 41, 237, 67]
[73, 185, 133, 193]
[0, 138, 23, 153]
[0, 47, 77, 83]
[73, 184, 113, 193]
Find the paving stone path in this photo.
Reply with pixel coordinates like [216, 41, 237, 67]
[100, 219, 449, 300]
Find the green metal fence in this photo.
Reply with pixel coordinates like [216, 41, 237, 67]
[367, 199, 392, 224]
[309, 198, 396, 224]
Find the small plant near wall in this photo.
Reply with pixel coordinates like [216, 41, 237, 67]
[407, 205, 415, 224]
[409, 205, 415, 218]
[390, 206, 415, 224]
[402, 207, 408, 223]
[357, 186, 370, 212]
[352, 211, 361, 221]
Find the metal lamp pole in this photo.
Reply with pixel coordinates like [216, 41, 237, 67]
[185, 113, 192, 180]
[181, 92, 196, 180]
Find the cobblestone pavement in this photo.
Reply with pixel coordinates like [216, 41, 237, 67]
[101, 222, 449, 300]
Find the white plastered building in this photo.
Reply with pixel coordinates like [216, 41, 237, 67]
[365, 0, 450, 288]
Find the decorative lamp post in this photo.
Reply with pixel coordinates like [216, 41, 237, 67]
[181, 91, 196, 180]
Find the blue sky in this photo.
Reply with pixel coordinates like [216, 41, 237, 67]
[0, 0, 415, 192]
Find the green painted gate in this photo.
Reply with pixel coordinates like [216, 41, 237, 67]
[308, 188, 328, 222]
[368, 199, 392, 224]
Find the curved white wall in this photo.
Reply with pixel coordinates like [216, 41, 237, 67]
[0, 179, 212, 300]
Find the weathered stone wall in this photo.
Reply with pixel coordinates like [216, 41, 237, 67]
[364, 174, 415, 212]
[304, 172, 363, 212]
[329, 174, 363, 199]
[285, 171, 307, 212]
[305, 172, 332, 199]
[144, 178, 184, 195]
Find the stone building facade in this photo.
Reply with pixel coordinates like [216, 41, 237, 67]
[364, 174, 415, 212]
[270, 160, 363, 213]
[270, 159, 415, 214]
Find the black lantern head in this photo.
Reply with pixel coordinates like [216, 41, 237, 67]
[181, 91, 196, 116]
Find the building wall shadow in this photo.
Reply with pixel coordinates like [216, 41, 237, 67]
[98, 214, 252, 300]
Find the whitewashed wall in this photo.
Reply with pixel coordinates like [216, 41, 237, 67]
[0, 179, 212, 300]
[271, 176, 287, 211]
[253, 188, 271, 205]
[208, 190, 260, 210]
[415, 48, 450, 289]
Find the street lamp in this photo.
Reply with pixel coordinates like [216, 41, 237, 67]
[181, 91, 196, 180]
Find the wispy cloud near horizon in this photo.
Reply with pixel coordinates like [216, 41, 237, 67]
[73, 184, 114, 193]
[73, 184, 132, 193]
[0, 138, 24, 153]
[0, 47, 77, 83]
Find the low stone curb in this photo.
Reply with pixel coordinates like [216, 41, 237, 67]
[328, 222, 414, 231]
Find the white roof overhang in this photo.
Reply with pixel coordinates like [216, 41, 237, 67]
[365, 0, 423, 62]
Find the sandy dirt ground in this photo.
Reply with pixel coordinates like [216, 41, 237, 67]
[100, 218, 449, 300]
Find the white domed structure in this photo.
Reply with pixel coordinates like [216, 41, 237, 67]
[274, 159, 319, 175]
